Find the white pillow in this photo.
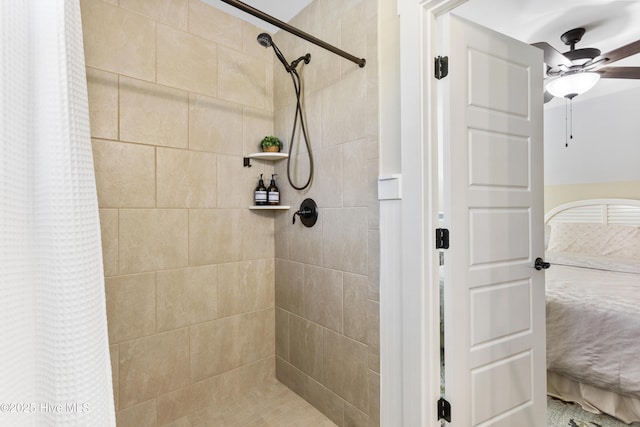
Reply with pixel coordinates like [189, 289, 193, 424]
[546, 222, 640, 259]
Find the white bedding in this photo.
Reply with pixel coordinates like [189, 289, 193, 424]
[546, 260, 640, 399]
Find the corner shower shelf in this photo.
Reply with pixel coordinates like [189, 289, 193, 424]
[243, 152, 288, 167]
[246, 153, 289, 209]
[249, 205, 290, 210]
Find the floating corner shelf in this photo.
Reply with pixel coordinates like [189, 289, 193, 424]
[243, 152, 288, 167]
[249, 205, 290, 210]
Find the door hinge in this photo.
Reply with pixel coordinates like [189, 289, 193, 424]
[434, 56, 449, 80]
[437, 397, 452, 422]
[436, 228, 449, 249]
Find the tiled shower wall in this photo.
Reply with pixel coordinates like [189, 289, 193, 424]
[272, 0, 381, 426]
[80, 0, 278, 425]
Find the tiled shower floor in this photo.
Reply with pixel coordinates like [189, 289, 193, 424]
[162, 381, 336, 427]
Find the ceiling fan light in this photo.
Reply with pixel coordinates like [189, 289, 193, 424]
[546, 72, 600, 99]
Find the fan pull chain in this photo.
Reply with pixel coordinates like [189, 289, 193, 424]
[564, 97, 574, 147]
[570, 98, 574, 143]
[565, 98, 568, 147]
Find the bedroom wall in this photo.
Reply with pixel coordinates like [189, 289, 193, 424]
[80, 0, 277, 425]
[544, 85, 640, 213]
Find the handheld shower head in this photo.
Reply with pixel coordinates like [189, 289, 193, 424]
[257, 33, 272, 48]
[257, 33, 292, 72]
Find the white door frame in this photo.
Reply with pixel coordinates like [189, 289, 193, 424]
[380, 0, 469, 425]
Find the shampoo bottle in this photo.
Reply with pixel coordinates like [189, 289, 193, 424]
[254, 174, 267, 206]
[267, 174, 280, 205]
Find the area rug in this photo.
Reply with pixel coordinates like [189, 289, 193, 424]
[547, 396, 640, 426]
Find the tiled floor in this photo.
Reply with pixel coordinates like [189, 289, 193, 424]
[162, 381, 336, 427]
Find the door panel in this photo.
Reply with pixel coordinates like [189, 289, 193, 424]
[441, 14, 545, 426]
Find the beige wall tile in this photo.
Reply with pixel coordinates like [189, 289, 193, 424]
[86, 68, 118, 140]
[190, 308, 274, 381]
[157, 148, 217, 208]
[216, 155, 272, 208]
[304, 265, 343, 333]
[188, 0, 243, 50]
[119, 329, 190, 408]
[343, 139, 369, 207]
[80, 0, 155, 82]
[218, 259, 274, 318]
[156, 265, 218, 332]
[120, 0, 187, 30]
[289, 315, 323, 382]
[305, 376, 344, 426]
[368, 157, 380, 230]
[367, 300, 380, 373]
[115, 399, 156, 427]
[242, 22, 274, 64]
[340, 2, 367, 79]
[189, 94, 242, 155]
[274, 209, 290, 259]
[275, 308, 289, 361]
[157, 375, 219, 425]
[322, 208, 368, 275]
[218, 47, 268, 110]
[321, 71, 367, 146]
[276, 357, 306, 397]
[283, 152, 312, 200]
[157, 24, 217, 97]
[368, 230, 380, 301]
[119, 76, 188, 148]
[289, 212, 323, 266]
[242, 210, 275, 260]
[216, 356, 276, 397]
[109, 345, 119, 412]
[99, 209, 118, 277]
[368, 371, 380, 427]
[119, 209, 188, 274]
[309, 146, 344, 208]
[188, 209, 242, 266]
[343, 273, 368, 344]
[297, 43, 341, 97]
[344, 402, 369, 427]
[92, 139, 155, 208]
[243, 107, 274, 155]
[105, 273, 156, 343]
[323, 329, 368, 412]
[275, 259, 304, 316]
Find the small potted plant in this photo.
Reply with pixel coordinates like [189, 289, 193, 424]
[260, 136, 283, 153]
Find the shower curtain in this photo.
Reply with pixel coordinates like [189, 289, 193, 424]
[1, 1, 115, 426]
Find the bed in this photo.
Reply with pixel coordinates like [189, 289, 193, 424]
[544, 199, 640, 424]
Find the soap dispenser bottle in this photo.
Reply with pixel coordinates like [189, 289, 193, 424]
[267, 174, 280, 206]
[254, 174, 267, 206]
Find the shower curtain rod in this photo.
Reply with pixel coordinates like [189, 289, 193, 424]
[219, 0, 366, 68]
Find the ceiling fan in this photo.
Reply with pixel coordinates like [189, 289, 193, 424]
[532, 28, 640, 102]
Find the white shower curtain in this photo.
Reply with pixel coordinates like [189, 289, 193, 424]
[1, 1, 115, 426]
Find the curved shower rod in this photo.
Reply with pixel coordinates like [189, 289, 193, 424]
[219, 0, 366, 68]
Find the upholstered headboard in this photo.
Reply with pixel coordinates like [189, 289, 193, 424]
[545, 199, 640, 226]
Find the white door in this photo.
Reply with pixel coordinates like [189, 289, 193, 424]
[440, 14, 546, 426]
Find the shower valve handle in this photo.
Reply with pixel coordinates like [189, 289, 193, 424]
[292, 198, 318, 228]
[292, 208, 312, 224]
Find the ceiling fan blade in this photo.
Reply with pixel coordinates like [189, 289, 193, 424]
[544, 90, 554, 103]
[598, 66, 640, 79]
[586, 39, 640, 67]
[531, 42, 572, 68]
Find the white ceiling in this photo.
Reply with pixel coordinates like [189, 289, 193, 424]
[205, 0, 640, 104]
